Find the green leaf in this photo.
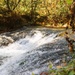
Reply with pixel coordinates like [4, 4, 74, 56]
[48, 62, 53, 69]
[66, 0, 72, 5]
[69, 70, 75, 75]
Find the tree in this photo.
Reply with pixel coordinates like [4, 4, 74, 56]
[4, 0, 21, 12]
[69, 0, 75, 32]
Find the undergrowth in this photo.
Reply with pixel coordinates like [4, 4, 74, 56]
[48, 59, 75, 75]
[32, 54, 75, 75]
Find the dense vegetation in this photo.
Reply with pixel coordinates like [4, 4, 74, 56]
[0, 0, 73, 32]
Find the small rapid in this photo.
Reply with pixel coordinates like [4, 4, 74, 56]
[0, 29, 68, 75]
[0, 30, 59, 56]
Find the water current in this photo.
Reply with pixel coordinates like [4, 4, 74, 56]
[0, 28, 69, 75]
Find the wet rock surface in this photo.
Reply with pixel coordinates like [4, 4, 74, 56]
[0, 27, 30, 46]
[0, 36, 14, 46]
[3, 38, 71, 75]
[0, 27, 74, 75]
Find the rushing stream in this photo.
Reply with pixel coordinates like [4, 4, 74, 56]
[0, 28, 69, 75]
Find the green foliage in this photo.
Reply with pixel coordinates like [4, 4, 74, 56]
[48, 62, 53, 69]
[0, 0, 74, 32]
[66, 0, 72, 5]
[48, 59, 75, 75]
[69, 70, 75, 75]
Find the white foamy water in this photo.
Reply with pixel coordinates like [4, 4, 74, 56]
[0, 31, 59, 56]
[0, 30, 60, 75]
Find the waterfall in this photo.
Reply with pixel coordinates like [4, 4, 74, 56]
[0, 30, 62, 75]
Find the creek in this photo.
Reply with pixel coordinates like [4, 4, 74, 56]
[0, 27, 70, 75]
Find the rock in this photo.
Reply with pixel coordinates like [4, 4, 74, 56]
[2, 36, 14, 43]
[0, 37, 2, 41]
[0, 35, 14, 46]
[0, 27, 28, 46]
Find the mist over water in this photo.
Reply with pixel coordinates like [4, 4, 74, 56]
[0, 29, 66, 75]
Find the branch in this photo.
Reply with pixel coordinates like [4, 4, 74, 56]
[13, 0, 21, 10]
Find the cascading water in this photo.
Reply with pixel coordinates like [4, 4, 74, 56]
[0, 30, 59, 56]
[0, 29, 68, 75]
